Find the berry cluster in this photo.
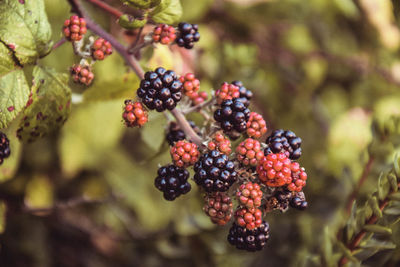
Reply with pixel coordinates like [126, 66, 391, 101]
[122, 100, 148, 127]
[152, 24, 176, 45]
[63, 15, 87, 42]
[91, 38, 113, 61]
[0, 132, 11, 165]
[70, 64, 94, 86]
[121, 19, 309, 253]
[137, 67, 182, 112]
[176, 22, 200, 49]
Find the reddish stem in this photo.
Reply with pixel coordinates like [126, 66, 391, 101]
[53, 38, 66, 50]
[84, 0, 123, 17]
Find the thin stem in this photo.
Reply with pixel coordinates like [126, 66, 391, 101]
[128, 26, 144, 52]
[345, 156, 375, 214]
[67, 0, 204, 146]
[84, 0, 123, 17]
[53, 38, 66, 50]
[182, 97, 215, 115]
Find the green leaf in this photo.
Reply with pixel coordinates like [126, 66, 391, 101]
[59, 100, 125, 177]
[368, 196, 382, 218]
[336, 241, 359, 263]
[383, 206, 400, 215]
[387, 173, 398, 192]
[0, 41, 18, 76]
[123, 0, 159, 9]
[0, 69, 30, 129]
[140, 112, 166, 151]
[150, 0, 182, 24]
[118, 14, 147, 29]
[0, 0, 52, 65]
[0, 201, 5, 234]
[389, 192, 400, 201]
[17, 66, 71, 142]
[363, 225, 392, 235]
[377, 173, 390, 201]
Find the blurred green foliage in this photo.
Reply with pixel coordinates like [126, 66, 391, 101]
[2, 0, 400, 266]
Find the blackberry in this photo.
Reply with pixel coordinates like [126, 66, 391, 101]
[264, 129, 302, 160]
[203, 192, 233, 226]
[70, 64, 94, 86]
[91, 38, 112, 61]
[264, 189, 292, 213]
[154, 164, 191, 201]
[152, 24, 176, 45]
[232, 81, 253, 107]
[0, 132, 10, 165]
[194, 150, 237, 192]
[227, 222, 270, 252]
[176, 22, 200, 49]
[63, 15, 87, 42]
[166, 121, 200, 146]
[290, 191, 308, 210]
[214, 98, 250, 135]
[137, 67, 183, 112]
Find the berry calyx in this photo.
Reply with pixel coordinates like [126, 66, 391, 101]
[152, 24, 176, 45]
[235, 138, 264, 167]
[63, 15, 87, 42]
[287, 162, 307, 192]
[257, 153, 292, 187]
[207, 131, 231, 155]
[234, 207, 263, 230]
[0, 132, 11, 165]
[203, 192, 233, 226]
[176, 22, 200, 49]
[246, 112, 267, 139]
[154, 164, 191, 201]
[137, 67, 183, 112]
[179, 73, 200, 98]
[194, 150, 237, 192]
[122, 100, 148, 127]
[227, 222, 270, 251]
[70, 64, 94, 86]
[214, 98, 251, 136]
[215, 82, 240, 105]
[166, 121, 200, 146]
[264, 129, 302, 160]
[170, 140, 199, 168]
[232, 80, 253, 107]
[236, 182, 263, 209]
[91, 38, 113, 61]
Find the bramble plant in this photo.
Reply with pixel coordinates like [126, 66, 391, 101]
[1, 0, 400, 266]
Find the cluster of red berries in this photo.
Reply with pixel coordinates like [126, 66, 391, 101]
[122, 100, 148, 127]
[152, 24, 176, 45]
[91, 38, 113, 60]
[208, 131, 231, 155]
[70, 64, 94, 86]
[215, 82, 240, 105]
[236, 138, 264, 167]
[170, 140, 200, 168]
[63, 15, 87, 42]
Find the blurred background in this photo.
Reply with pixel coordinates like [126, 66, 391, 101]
[2, 0, 400, 266]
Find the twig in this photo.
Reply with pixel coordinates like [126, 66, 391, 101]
[53, 38, 66, 50]
[182, 97, 215, 115]
[84, 0, 123, 17]
[23, 194, 117, 214]
[67, 0, 204, 146]
[345, 157, 375, 214]
[128, 26, 144, 52]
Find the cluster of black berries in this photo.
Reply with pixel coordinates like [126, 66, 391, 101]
[194, 150, 237, 192]
[228, 222, 270, 251]
[0, 132, 10, 165]
[264, 129, 302, 160]
[137, 67, 183, 112]
[214, 98, 251, 136]
[154, 165, 191, 201]
[176, 22, 200, 49]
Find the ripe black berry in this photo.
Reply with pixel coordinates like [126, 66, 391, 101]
[194, 150, 237, 192]
[214, 98, 251, 135]
[231, 80, 253, 107]
[137, 67, 183, 112]
[0, 132, 10, 165]
[154, 164, 191, 201]
[227, 222, 270, 251]
[290, 191, 308, 210]
[264, 129, 302, 160]
[166, 121, 200, 146]
[176, 22, 200, 49]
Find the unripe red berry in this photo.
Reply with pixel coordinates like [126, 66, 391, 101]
[236, 138, 264, 167]
[246, 112, 267, 139]
[122, 100, 148, 127]
[152, 24, 177, 45]
[70, 64, 94, 86]
[235, 207, 263, 230]
[207, 131, 231, 155]
[287, 162, 307, 192]
[63, 15, 87, 42]
[91, 38, 113, 61]
[236, 182, 263, 208]
[203, 192, 233, 226]
[179, 73, 200, 98]
[215, 82, 240, 105]
[170, 140, 199, 168]
[257, 153, 292, 187]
